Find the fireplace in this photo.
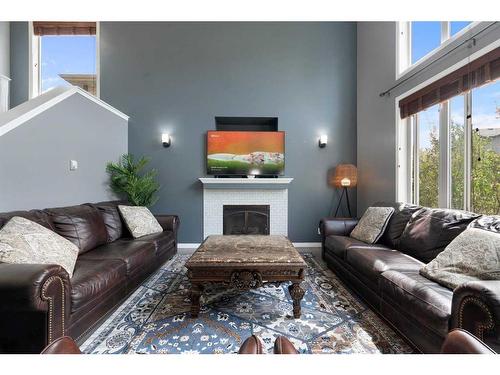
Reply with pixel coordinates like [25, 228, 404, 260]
[223, 205, 270, 235]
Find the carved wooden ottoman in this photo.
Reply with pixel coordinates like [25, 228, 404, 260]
[185, 235, 307, 318]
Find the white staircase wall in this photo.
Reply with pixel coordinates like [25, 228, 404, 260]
[0, 89, 128, 211]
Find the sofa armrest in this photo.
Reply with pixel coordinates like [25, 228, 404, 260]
[319, 217, 358, 238]
[451, 280, 500, 348]
[441, 329, 496, 354]
[0, 263, 71, 351]
[155, 214, 180, 233]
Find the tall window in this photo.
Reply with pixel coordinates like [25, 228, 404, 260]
[450, 95, 466, 210]
[408, 80, 500, 214]
[399, 21, 473, 75]
[32, 22, 98, 96]
[471, 82, 500, 214]
[41, 36, 96, 94]
[415, 104, 440, 207]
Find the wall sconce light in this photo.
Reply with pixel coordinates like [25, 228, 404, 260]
[162, 133, 171, 148]
[319, 134, 328, 148]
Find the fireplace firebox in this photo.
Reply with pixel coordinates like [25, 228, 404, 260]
[223, 205, 270, 235]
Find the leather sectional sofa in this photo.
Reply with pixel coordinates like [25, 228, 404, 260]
[0, 200, 179, 353]
[320, 202, 499, 353]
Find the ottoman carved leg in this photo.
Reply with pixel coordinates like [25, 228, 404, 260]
[190, 283, 203, 318]
[288, 282, 305, 319]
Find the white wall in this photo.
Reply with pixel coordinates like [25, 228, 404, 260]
[0, 93, 128, 211]
[357, 22, 500, 213]
[0, 22, 9, 77]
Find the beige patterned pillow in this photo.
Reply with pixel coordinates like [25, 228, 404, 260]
[350, 207, 395, 244]
[0, 216, 79, 277]
[420, 228, 500, 290]
[118, 205, 163, 238]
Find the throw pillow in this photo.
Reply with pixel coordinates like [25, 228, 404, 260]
[118, 205, 163, 238]
[420, 227, 500, 290]
[350, 206, 395, 244]
[0, 216, 79, 277]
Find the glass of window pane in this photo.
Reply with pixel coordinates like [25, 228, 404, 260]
[418, 104, 440, 207]
[411, 22, 442, 64]
[471, 81, 500, 214]
[451, 21, 472, 36]
[450, 96, 466, 210]
[41, 35, 97, 95]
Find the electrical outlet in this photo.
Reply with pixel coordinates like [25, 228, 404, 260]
[70, 160, 78, 171]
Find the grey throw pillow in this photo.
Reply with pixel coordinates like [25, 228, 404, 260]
[118, 205, 163, 238]
[0, 216, 79, 277]
[420, 227, 500, 290]
[350, 207, 395, 244]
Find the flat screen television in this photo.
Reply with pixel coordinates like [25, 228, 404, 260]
[207, 131, 285, 176]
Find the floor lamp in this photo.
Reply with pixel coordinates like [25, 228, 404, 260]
[331, 164, 357, 217]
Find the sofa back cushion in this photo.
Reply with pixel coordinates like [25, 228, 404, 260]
[91, 201, 128, 242]
[0, 210, 54, 231]
[374, 202, 422, 249]
[399, 207, 480, 263]
[45, 204, 108, 255]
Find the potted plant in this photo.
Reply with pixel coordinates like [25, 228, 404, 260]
[106, 154, 160, 207]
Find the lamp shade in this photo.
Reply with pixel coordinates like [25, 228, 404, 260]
[332, 164, 357, 188]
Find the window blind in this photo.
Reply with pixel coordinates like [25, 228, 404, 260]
[399, 47, 500, 119]
[33, 22, 96, 36]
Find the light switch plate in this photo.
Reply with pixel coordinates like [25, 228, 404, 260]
[70, 160, 78, 171]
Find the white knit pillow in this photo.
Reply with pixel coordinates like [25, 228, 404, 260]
[420, 228, 500, 290]
[0, 216, 79, 277]
[118, 205, 163, 238]
[350, 207, 395, 244]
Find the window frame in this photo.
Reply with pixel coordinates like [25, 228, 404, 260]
[402, 82, 500, 211]
[29, 21, 100, 98]
[396, 21, 478, 80]
[396, 38, 500, 211]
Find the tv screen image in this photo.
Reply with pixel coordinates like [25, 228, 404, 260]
[207, 131, 285, 176]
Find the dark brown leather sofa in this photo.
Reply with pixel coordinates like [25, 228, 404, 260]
[0, 200, 179, 354]
[320, 202, 499, 353]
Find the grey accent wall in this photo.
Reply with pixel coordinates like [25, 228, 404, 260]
[100, 22, 357, 243]
[9, 22, 29, 108]
[0, 93, 128, 211]
[357, 22, 500, 214]
[0, 22, 9, 77]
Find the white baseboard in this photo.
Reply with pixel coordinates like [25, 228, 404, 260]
[178, 242, 321, 249]
[178, 243, 201, 249]
[293, 242, 321, 248]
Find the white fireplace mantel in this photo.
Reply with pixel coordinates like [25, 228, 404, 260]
[200, 177, 293, 238]
[199, 177, 293, 189]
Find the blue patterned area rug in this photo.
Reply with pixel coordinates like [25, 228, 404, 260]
[80, 253, 413, 354]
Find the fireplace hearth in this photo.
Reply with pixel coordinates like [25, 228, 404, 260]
[223, 205, 270, 235]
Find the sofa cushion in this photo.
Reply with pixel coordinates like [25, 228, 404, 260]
[399, 207, 480, 263]
[380, 270, 453, 336]
[0, 210, 54, 231]
[91, 202, 126, 242]
[70, 258, 127, 313]
[346, 248, 424, 285]
[0, 216, 79, 277]
[135, 231, 175, 256]
[420, 227, 500, 290]
[324, 235, 389, 260]
[45, 205, 108, 255]
[374, 202, 422, 249]
[350, 206, 395, 244]
[79, 239, 156, 276]
[118, 205, 163, 238]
